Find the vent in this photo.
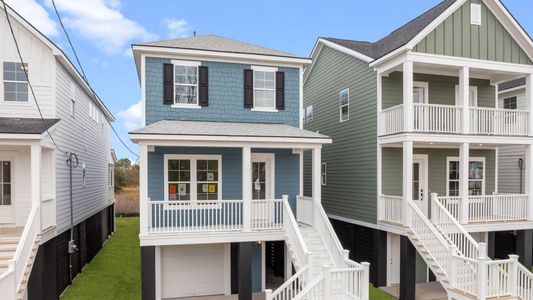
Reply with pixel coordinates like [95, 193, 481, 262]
[471, 4, 481, 25]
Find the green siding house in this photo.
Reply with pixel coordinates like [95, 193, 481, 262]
[304, 0, 533, 299]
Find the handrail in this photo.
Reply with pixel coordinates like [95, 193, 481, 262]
[381, 104, 404, 112]
[283, 199, 309, 269]
[292, 275, 326, 300]
[268, 266, 308, 300]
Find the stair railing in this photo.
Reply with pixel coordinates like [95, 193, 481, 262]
[266, 266, 309, 300]
[282, 196, 309, 271]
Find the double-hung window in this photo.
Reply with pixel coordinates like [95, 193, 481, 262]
[339, 89, 349, 122]
[305, 105, 314, 123]
[173, 61, 199, 106]
[0, 161, 11, 206]
[447, 157, 485, 196]
[165, 155, 221, 202]
[321, 163, 327, 186]
[3, 62, 28, 102]
[253, 66, 277, 110]
[503, 97, 517, 110]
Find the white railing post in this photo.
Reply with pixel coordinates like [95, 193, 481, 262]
[477, 255, 488, 300]
[402, 141, 413, 227]
[265, 289, 273, 300]
[403, 61, 414, 133]
[526, 144, 533, 221]
[509, 254, 519, 297]
[526, 74, 533, 136]
[430, 193, 438, 223]
[459, 66, 470, 134]
[343, 249, 350, 260]
[312, 147, 322, 204]
[361, 262, 370, 300]
[139, 144, 148, 235]
[242, 146, 252, 231]
[449, 248, 457, 289]
[459, 142, 470, 224]
[323, 265, 331, 299]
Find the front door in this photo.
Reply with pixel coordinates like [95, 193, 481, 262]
[0, 160, 14, 224]
[413, 155, 428, 216]
[251, 154, 274, 225]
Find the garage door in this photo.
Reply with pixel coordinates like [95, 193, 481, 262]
[161, 244, 226, 298]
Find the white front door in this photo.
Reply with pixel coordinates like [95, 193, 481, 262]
[0, 161, 14, 224]
[251, 154, 274, 225]
[387, 233, 401, 286]
[413, 155, 428, 216]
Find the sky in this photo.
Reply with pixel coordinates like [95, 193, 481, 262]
[4, 0, 533, 161]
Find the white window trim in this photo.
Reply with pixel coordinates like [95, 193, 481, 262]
[454, 85, 478, 107]
[252, 65, 278, 111]
[70, 99, 75, 118]
[339, 88, 350, 122]
[163, 154, 222, 203]
[2, 62, 30, 104]
[413, 81, 429, 104]
[446, 156, 486, 196]
[171, 60, 201, 108]
[321, 163, 327, 186]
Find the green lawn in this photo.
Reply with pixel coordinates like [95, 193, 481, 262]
[61, 217, 141, 300]
[370, 285, 396, 300]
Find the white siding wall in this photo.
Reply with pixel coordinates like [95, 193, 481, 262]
[0, 10, 54, 118]
[498, 88, 526, 194]
[51, 62, 113, 233]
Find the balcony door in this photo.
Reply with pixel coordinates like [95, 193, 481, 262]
[251, 154, 275, 224]
[0, 160, 14, 224]
[413, 82, 428, 130]
[413, 155, 428, 216]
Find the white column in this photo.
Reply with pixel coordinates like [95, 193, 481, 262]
[459, 143, 470, 224]
[377, 145, 383, 221]
[30, 144, 41, 207]
[525, 144, 533, 221]
[312, 147, 322, 204]
[242, 146, 252, 231]
[377, 73, 383, 135]
[139, 144, 148, 236]
[402, 141, 413, 227]
[459, 67, 470, 134]
[403, 61, 414, 132]
[526, 74, 533, 136]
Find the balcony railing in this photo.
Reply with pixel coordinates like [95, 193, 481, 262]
[378, 195, 403, 225]
[379, 104, 528, 136]
[147, 198, 285, 234]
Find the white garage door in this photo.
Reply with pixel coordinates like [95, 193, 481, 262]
[161, 244, 226, 299]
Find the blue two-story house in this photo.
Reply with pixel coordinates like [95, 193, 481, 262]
[130, 35, 369, 300]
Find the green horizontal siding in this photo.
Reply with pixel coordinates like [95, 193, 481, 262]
[303, 46, 378, 224]
[382, 72, 495, 109]
[414, 0, 533, 65]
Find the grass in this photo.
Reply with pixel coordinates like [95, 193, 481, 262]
[61, 218, 141, 300]
[370, 285, 396, 300]
[115, 186, 139, 214]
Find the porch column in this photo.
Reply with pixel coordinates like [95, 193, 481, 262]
[525, 144, 533, 221]
[516, 230, 533, 270]
[403, 61, 414, 132]
[242, 146, 252, 231]
[139, 144, 148, 236]
[526, 74, 533, 136]
[402, 141, 413, 227]
[459, 67, 470, 134]
[30, 145, 41, 207]
[459, 143, 470, 224]
[312, 147, 322, 204]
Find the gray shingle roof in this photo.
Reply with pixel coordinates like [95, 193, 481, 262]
[130, 120, 330, 140]
[136, 34, 303, 59]
[323, 0, 458, 60]
[0, 118, 59, 134]
[499, 78, 526, 91]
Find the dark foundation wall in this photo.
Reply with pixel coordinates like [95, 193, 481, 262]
[27, 204, 115, 300]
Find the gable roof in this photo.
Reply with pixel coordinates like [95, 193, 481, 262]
[136, 34, 304, 59]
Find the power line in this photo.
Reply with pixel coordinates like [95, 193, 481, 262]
[49, 0, 139, 158]
[1, 0, 66, 154]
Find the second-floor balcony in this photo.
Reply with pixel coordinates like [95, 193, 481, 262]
[380, 103, 529, 136]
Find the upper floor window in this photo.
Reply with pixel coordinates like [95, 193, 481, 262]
[253, 66, 277, 110]
[447, 157, 485, 196]
[3, 62, 28, 102]
[174, 62, 199, 106]
[339, 89, 349, 122]
[504, 97, 517, 109]
[89, 102, 100, 123]
[305, 105, 313, 123]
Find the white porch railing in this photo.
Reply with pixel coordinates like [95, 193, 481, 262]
[251, 199, 284, 231]
[41, 197, 56, 230]
[413, 103, 462, 133]
[470, 107, 528, 136]
[378, 195, 403, 225]
[296, 196, 314, 226]
[379, 104, 404, 135]
[435, 194, 528, 223]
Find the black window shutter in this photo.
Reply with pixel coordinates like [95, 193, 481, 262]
[276, 71, 285, 110]
[198, 66, 209, 107]
[244, 69, 254, 108]
[163, 63, 174, 105]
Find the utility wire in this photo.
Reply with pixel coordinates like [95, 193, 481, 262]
[50, 0, 139, 158]
[2, 0, 67, 154]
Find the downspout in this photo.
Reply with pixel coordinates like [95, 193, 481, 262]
[67, 152, 79, 282]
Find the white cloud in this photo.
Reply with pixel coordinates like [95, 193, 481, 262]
[163, 18, 189, 38]
[5, 0, 58, 36]
[117, 100, 141, 131]
[44, 0, 157, 54]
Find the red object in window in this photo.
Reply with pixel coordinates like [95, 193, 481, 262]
[169, 184, 177, 194]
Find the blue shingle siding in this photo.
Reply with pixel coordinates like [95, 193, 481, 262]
[145, 57, 300, 127]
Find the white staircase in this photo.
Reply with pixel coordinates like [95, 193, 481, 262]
[266, 196, 369, 300]
[403, 194, 533, 300]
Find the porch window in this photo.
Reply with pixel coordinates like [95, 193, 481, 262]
[0, 161, 11, 205]
[447, 158, 485, 196]
[253, 67, 276, 109]
[339, 89, 349, 122]
[174, 63, 198, 105]
[165, 155, 221, 202]
[3, 62, 28, 102]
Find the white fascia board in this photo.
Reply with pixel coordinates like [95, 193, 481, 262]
[378, 133, 533, 145]
[131, 45, 312, 67]
[318, 39, 373, 63]
[139, 231, 285, 246]
[463, 221, 533, 233]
